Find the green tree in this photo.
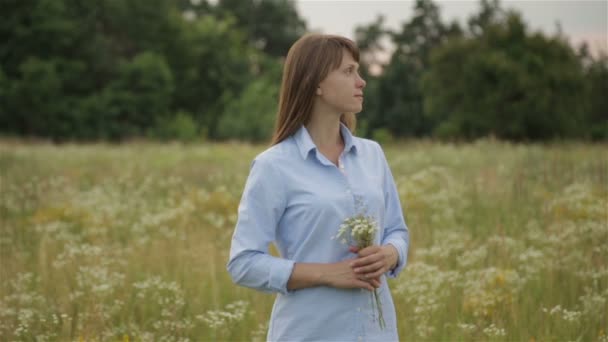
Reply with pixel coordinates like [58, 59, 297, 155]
[167, 14, 252, 138]
[581, 50, 608, 140]
[214, 0, 307, 57]
[423, 9, 587, 140]
[5, 58, 64, 137]
[216, 56, 282, 142]
[100, 52, 174, 139]
[363, 0, 462, 138]
[468, 0, 503, 37]
[0, 0, 255, 141]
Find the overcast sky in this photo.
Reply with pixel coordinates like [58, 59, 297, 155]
[295, 0, 607, 56]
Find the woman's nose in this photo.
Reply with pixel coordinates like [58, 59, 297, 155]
[357, 75, 366, 88]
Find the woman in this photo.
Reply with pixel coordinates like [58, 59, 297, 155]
[227, 33, 409, 341]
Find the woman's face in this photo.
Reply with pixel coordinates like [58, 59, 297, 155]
[317, 50, 367, 115]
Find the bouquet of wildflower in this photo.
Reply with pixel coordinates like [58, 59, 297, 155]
[335, 212, 386, 330]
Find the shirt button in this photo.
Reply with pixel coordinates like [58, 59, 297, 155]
[357, 307, 361, 312]
[358, 336, 362, 341]
[346, 189, 351, 194]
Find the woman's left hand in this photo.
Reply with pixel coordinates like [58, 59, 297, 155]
[349, 245, 399, 280]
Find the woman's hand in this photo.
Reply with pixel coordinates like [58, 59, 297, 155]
[320, 259, 381, 291]
[349, 245, 399, 280]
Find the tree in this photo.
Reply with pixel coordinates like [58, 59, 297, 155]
[468, 0, 503, 37]
[216, 54, 282, 142]
[581, 51, 608, 140]
[0, 0, 254, 140]
[100, 52, 174, 139]
[363, 0, 462, 138]
[164, 13, 252, 138]
[4, 58, 66, 137]
[423, 9, 587, 140]
[214, 0, 307, 58]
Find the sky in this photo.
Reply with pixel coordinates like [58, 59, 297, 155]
[295, 0, 607, 57]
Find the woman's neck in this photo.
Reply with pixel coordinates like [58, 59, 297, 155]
[306, 109, 343, 150]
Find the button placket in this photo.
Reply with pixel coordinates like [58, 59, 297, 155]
[338, 155, 353, 195]
[338, 156, 346, 175]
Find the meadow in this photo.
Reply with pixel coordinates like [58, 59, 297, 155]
[0, 139, 606, 341]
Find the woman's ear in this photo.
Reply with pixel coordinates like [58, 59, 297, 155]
[316, 87, 323, 96]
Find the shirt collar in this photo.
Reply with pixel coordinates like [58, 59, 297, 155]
[293, 122, 358, 160]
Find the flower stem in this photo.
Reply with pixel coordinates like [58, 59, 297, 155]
[373, 288, 386, 330]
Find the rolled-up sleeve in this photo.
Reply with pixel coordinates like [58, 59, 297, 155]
[377, 144, 410, 278]
[226, 157, 295, 294]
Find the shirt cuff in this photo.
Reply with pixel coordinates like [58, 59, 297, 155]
[383, 239, 408, 278]
[268, 258, 296, 294]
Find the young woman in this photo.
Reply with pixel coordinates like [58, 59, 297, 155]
[227, 33, 409, 341]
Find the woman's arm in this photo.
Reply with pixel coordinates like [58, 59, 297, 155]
[376, 143, 409, 278]
[228, 157, 380, 294]
[287, 259, 381, 291]
[227, 158, 294, 294]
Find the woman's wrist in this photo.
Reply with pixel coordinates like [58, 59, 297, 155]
[287, 262, 328, 290]
[382, 244, 399, 270]
[317, 263, 334, 287]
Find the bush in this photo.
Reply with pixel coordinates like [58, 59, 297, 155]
[216, 76, 279, 142]
[371, 128, 394, 145]
[148, 111, 202, 142]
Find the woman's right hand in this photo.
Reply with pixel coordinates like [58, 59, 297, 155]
[321, 259, 381, 291]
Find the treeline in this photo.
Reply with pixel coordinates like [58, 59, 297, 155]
[0, 0, 606, 142]
[358, 0, 607, 141]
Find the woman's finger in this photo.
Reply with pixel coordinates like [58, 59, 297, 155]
[351, 253, 382, 268]
[354, 260, 384, 274]
[352, 254, 384, 269]
[366, 267, 389, 279]
[357, 245, 381, 257]
[354, 279, 374, 291]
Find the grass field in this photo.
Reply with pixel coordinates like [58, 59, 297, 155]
[0, 140, 606, 341]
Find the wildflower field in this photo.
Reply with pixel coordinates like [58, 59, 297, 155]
[1, 140, 606, 341]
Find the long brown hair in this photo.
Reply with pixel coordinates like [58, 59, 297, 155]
[271, 34, 360, 145]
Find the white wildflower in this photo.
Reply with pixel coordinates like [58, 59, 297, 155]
[483, 323, 506, 337]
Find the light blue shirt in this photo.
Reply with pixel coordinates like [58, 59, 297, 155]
[227, 123, 409, 341]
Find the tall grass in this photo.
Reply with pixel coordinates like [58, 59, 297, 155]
[0, 140, 606, 341]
